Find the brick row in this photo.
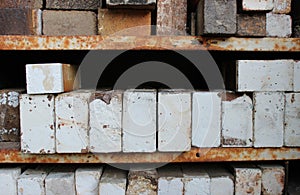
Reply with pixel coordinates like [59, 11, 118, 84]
[0, 163, 286, 194]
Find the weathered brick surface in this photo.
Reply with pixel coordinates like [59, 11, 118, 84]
[127, 170, 158, 195]
[266, 13, 292, 37]
[237, 14, 266, 36]
[0, 167, 21, 195]
[99, 167, 127, 195]
[158, 165, 183, 195]
[0, 0, 42, 8]
[0, 8, 41, 35]
[75, 167, 103, 195]
[106, 0, 156, 9]
[294, 61, 300, 91]
[206, 166, 234, 195]
[258, 165, 285, 195]
[273, 0, 291, 14]
[98, 9, 151, 36]
[197, 0, 236, 35]
[43, 10, 97, 35]
[242, 0, 274, 11]
[0, 89, 23, 142]
[157, 0, 187, 35]
[46, 0, 101, 10]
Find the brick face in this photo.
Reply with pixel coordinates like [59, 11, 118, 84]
[43, 10, 97, 35]
[0, 0, 43, 8]
[98, 9, 151, 36]
[0, 8, 42, 35]
[46, 0, 101, 10]
[237, 14, 266, 36]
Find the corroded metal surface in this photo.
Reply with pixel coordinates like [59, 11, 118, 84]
[0, 147, 299, 163]
[0, 36, 299, 51]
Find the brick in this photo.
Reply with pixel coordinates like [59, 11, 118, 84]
[258, 165, 285, 195]
[0, 167, 21, 195]
[157, 0, 187, 35]
[284, 93, 300, 146]
[0, 8, 41, 35]
[294, 61, 300, 92]
[55, 91, 91, 153]
[127, 169, 158, 195]
[190, 12, 196, 36]
[46, 0, 101, 10]
[106, 0, 156, 9]
[237, 60, 294, 92]
[158, 165, 183, 195]
[123, 89, 156, 153]
[75, 167, 103, 195]
[237, 14, 266, 36]
[20, 94, 55, 154]
[0, 0, 42, 8]
[221, 94, 253, 147]
[254, 92, 285, 148]
[17, 167, 51, 195]
[206, 166, 234, 195]
[242, 0, 274, 11]
[192, 92, 221, 148]
[98, 9, 151, 36]
[158, 90, 191, 152]
[43, 10, 97, 35]
[99, 167, 127, 195]
[231, 164, 262, 195]
[45, 168, 76, 195]
[26, 63, 78, 95]
[0, 89, 23, 142]
[273, 0, 291, 14]
[89, 91, 122, 153]
[197, 0, 236, 35]
[182, 165, 210, 195]
[266, 13, 292, 37]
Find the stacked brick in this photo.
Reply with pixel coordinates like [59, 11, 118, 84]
[196, 0, 293, 37]
[0, 163, 286, 194]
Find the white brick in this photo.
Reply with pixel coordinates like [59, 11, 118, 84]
[266, 13, 292, 37]
[99, 167, 127, 195]
[20, 94, 55, 154]
[158, 90, 191, 152]
[254, 92, 285, 147]
[158, 165, 183, 195]
[284, 93, 300, 146]
[192, 92, 221, 147]
[273, 0, 292, 14]
[206, 166, 234, 195]
[127, 169, 158, 195]
[0, 167, 21, 195]
[237, 60, 294, 92]
[89, 91, 122, 153]
[222, 94, 253, 147]
[45, 168, 75, 195]
[26, 63, 78, 94]
[17, 168, 51, 195]
[231, 164, 262, 195]
[123, 89, 156, 153]
[55, 91, 91, 153]
[258, 165, 285, 195]
[182, 165, 210, 195]
[75, 167, 103, 195]
[242, 0, 273, 11]
[294, 61, 300, 92]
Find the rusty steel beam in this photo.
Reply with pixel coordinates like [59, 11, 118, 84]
[0, 36, 299, 51]
[0, 147, 299, 163]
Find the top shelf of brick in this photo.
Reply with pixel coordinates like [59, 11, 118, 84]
[0, 36, 300, 51]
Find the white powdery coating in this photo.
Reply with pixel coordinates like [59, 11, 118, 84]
[0, 168, 21, 195]
[75, 167, 103, 195]
[266, 13, 292, 37]
[242, 0, 274, 10]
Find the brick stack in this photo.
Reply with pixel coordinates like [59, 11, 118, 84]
[196, 0, 293, 37]
[0, 163, 286, 194]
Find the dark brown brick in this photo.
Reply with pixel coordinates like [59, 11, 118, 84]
[106, 0, 156, 9]
[0, 89, 24, 142]
[237, 14, 266, 36]
[0, 0, 43, 8]
[0, 8, 42, 35]
[46, 0, 101, 10]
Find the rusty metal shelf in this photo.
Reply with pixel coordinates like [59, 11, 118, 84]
[0, 36, 299, 51]
[0, 144, 299, 163]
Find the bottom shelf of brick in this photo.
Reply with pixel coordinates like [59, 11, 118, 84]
[0, 143, 299, 163]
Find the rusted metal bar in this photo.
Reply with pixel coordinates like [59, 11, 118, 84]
[0, 36, 299, 51]
[0, 147, 299, 163]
